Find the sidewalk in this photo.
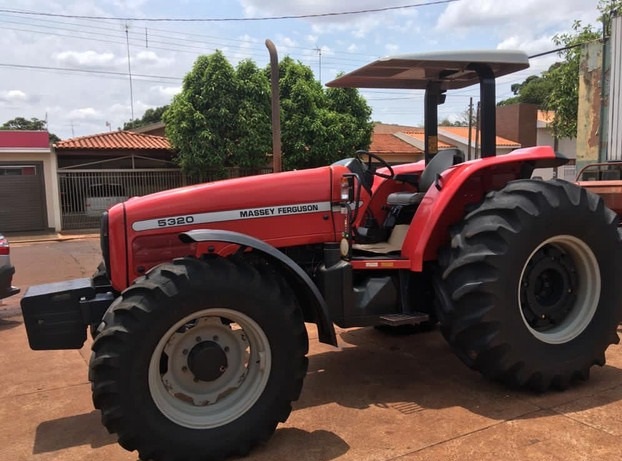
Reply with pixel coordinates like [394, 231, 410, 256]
[5, 230, 99, 244]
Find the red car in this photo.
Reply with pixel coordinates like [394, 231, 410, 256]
[0, 234, 19, 300]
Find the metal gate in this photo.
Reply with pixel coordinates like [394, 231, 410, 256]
[58, 169, 191, 230]
[0, 162, 47, 232]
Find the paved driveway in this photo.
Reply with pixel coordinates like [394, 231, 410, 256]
[1, 237, 622, 461]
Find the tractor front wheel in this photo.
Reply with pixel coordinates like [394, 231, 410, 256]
[89, 257, 308, 461]
[435, 179, 622, 390]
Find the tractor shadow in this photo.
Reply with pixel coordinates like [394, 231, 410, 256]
[0, 316, 21, 331]
[252, 428, 349, 461]
[296, 326, 622, 420]
[33, 410, 118, 454]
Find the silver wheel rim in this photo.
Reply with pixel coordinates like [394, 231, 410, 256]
[518, 235, 600, 344]
[148, 308, 271, 429]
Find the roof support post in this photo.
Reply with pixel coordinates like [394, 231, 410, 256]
[424, 81, 441, 165]
[467, 63, 496, 158]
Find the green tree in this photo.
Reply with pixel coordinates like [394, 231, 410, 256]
[544, 21, 600, 138]
[233, 59, 272, 169]
[496, 1, 620, 138]
[278, 59, 372, 169]
[165, 52, 372, 176]
[164, 51, 240, 178]
[1, 117, 60, 143]
[497, 75, 553, 107]
[123, 106, 169, 130]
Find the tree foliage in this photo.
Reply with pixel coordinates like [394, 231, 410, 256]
[164, 51, 243, 177]
[164, 52, 372, 177]
[497, 75, 554, 107]
[123, 106, 169, 130]
[545, 21, 600, 138]
[497, 1, 620, 138]
[440, 106, 476, 127]
[1, 117, 60, 143]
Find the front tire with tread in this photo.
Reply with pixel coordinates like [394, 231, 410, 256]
[89, 257, 308, 461]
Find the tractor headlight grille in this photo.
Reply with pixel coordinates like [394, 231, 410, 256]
[100, 211, 111, 280]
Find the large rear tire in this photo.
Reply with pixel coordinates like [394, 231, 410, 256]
[435, 179, 622, 390]
[89, 257, 308, 461]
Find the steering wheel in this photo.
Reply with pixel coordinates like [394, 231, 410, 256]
[355, 150, 395, 179]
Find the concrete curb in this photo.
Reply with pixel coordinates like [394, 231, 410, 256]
[8, 233, 99, 244]
[0, 306, 21, 319]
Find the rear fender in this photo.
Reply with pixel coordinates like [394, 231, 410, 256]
[179, 229, 338, 346]
[403, 146, 568, 271]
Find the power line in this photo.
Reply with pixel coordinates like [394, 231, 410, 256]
[527, 38, 601, 59]
[0, 62, 182, 82]
[0, 1, 458, 22]
[0, 16, 375, 67]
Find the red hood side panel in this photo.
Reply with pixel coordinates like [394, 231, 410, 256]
[117, 166, 341, 287]
[403, 145, 563, 271]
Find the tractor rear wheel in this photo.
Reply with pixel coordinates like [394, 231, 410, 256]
[435, 179, 622, 391]
[89, 257, 308, 461]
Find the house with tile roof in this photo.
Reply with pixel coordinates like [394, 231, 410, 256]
[54, 130, 270, 231]
[371, 122, 521, 165]
[55, 130, 174, 170]
[54, 130, 181, 230]
[372, 105, 576, 180]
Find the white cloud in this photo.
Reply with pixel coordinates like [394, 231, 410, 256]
[135, 50, 174, 67]
[0, 90, 29, 104]
[55, 50, 116, 67]
[155, 86, 181, 98]
[68, 107, 100, 120]
[385, 43, 400, 54]
[437, 0, 597, 30]
[241, 0, 419, 38]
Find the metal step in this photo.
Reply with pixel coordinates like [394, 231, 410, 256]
[378, 312, 430, 326]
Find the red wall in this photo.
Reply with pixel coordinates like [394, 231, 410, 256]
[0, 131, 50, 148]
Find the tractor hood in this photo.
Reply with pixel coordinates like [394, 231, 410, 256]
[107, 165, 346, 287]
[123, 166, 340, 236]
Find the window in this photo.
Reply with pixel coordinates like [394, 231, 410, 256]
[0, 166, 37, 176]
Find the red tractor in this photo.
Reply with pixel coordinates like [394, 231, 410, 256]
[21, 50, 622, 461]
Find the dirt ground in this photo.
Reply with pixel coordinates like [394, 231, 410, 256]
[1, 237, 622, 461]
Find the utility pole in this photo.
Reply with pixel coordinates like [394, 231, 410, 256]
[467, 97, 473, 160]
[125, 24, 135, 121]
[315, 46, 322, 84]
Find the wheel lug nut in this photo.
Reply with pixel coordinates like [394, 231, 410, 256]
[182, 366, 188, 372]
[213, 335, 219, 341]
[182, 349, 188, 355]
[196, 336, 202, 342]
[224, 346, 230, 353]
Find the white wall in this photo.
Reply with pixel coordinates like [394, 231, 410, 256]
[535, 128, 577, 181]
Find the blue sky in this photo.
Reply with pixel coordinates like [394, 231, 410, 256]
[0, 0, 602, 139]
